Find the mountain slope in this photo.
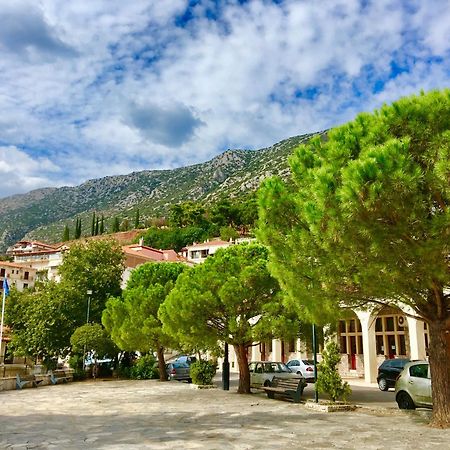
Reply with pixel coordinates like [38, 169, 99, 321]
[0, 132, 323, 251]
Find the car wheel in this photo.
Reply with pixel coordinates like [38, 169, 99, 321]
[378, 377, 388, 391]
[396, 391, 416, 410]
[264, 380, 271, 387]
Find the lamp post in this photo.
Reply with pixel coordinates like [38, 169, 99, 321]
[312, 323, 319, 403]
[222, 342, 230, 390]
[82, 290, 93, 372]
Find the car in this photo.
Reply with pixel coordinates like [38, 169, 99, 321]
[173, 355, 197, 365]
[395, 361, 432, 409]
[248, 361, 307, 389]
[166, 362, 192, 382]
[377, 358, 410, 391]
[286, 359, 316, 382]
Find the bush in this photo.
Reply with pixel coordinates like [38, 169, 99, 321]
[129, 354, 159, 380]
[68, 354, 86, 381]
[316, 341, 351, 402]
[190, 360, 217, 385]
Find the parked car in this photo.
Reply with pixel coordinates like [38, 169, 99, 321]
[377, 358, 410, 391]
[173, 355, 197, 365]
[395, 361, 432, 409]
[248, 361, 306, 388]
[166, 362, 192, 382]
[286, 359, 316, 382]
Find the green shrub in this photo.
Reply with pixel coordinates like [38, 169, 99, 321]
[68, 354, 86, 381]
[316, 341, 351, 402]
[129, 354, 159, 380]
[190, 360, 217, 385]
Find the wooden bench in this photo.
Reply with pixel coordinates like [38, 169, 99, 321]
[50, 370, 73, 385]
[262, 376, 307, 403]
[16, 374, 43, 390]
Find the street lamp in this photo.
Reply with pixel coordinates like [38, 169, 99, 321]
[312, 323, 319, 403]
[86, 290, 93, 323]
[82, 290, 93, 372]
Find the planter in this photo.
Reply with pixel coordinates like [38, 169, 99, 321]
[305, 399, 356, 413]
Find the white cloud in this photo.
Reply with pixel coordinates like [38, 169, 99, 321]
[0, 0, 448, 198]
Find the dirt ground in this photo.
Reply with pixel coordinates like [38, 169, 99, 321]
[0, 379, 449, 449]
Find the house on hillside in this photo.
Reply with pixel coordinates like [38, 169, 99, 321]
[181, 239, 233, 264]
[7, 240, 66, 282]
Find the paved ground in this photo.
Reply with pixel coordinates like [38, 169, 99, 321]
[1, 379, 448, 450]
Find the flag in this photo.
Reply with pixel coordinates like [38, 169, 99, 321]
[2, 278, 9, 296]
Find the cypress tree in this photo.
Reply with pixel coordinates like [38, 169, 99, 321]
[95, 217, 99, 236]
[100, 215, 105, 234]
[112, 217, 120, 233]
[62, 225, 70, 242]
[91, 212, 96, 236]
[134, 209, 140, 229]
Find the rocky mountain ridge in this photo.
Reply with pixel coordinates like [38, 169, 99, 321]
[0, 132, 323, 251]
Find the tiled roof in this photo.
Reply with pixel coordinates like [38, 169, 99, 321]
[186, 239, 231, 249]
[0, 261, 36, 270]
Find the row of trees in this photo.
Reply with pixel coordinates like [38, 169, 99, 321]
[62, 212, 140, 242]
[102, 243, 299, 393]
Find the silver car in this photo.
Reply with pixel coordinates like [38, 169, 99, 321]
[286, 359, 316, 382]
[249, 361, 305, 388]
[395, 361, 432, 409]
[166, 362, 192, 383]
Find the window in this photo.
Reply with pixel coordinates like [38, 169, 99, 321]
[24, 271, 29, 280]
[0, 268, 4, 277]
[288, 339, 296, 353]
[410, 364, 429, 379]
[248, 362, 256, 373]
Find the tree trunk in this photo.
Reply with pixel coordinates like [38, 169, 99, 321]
[234, 343, 250, 394]
[428, 320, 450, 428]
[157, 346, 168, 382]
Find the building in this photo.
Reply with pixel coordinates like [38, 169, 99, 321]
[181, 239, 233, 264]
[7, 240, 65, 282]
[121, 240, 186, 287]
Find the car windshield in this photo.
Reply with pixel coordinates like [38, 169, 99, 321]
[303, 360, 314, 365]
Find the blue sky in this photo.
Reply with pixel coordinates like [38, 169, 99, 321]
[0, 0, 449, 198]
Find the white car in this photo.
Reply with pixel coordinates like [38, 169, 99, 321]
[286, 359, 316, 382]
[248, 361, 303, 388]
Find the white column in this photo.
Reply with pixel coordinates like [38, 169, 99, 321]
[356, 310, 378, 383]
[272, 339, 282, 361]
[406, 316, 426, 360]
[251, 343, 261, 362]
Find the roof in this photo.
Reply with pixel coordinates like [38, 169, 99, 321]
[122, 245, 186, 263]
[186, 239, 231, 249]
[0, 261, 36, 270]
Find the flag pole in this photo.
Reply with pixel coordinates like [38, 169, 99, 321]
[0, 288, 6, 365]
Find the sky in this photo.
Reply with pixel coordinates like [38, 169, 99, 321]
[0, 0, 449, 198]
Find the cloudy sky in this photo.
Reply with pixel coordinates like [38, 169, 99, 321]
[0, 0, 449, 198]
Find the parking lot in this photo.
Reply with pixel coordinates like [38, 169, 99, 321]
[1, 378, 447, 449]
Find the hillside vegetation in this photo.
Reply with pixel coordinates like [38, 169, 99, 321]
[0, 132, 322, 251]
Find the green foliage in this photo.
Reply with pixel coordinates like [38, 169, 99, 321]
[100, 215, 105, 234]
[68, 354, 87, 380]
[70, 323, 118, 359]
[134, 209, 140, 229]
[120, 219, 130, 231]
[142, 226, 208, 252]
[103, 262, 185, 353]
[160, 243, 297, 392]
[62, 224, 70, 242]
[168, 201, 208, 228]
[190, 360, 217, 385]
[316, 341, 351, 402]
[219, 226, 239, 242]
[5, 282, 84, 364]
[258, 89, 450, 324]
[91, 212, 96, 236]
[59, 239, 124, 324]
[74, 217, 82, 239]
[112, 217, 120, 233]
[129, 354, 159, 380]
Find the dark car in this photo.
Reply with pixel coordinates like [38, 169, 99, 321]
[377, 358, 410, 391]
[166, 362, 192, 382]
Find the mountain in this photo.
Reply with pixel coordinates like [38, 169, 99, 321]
[0, 132, 323, 252]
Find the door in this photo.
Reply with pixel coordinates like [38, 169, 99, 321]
[251, 362, 264, 387]
[409, 364, 432, 406]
